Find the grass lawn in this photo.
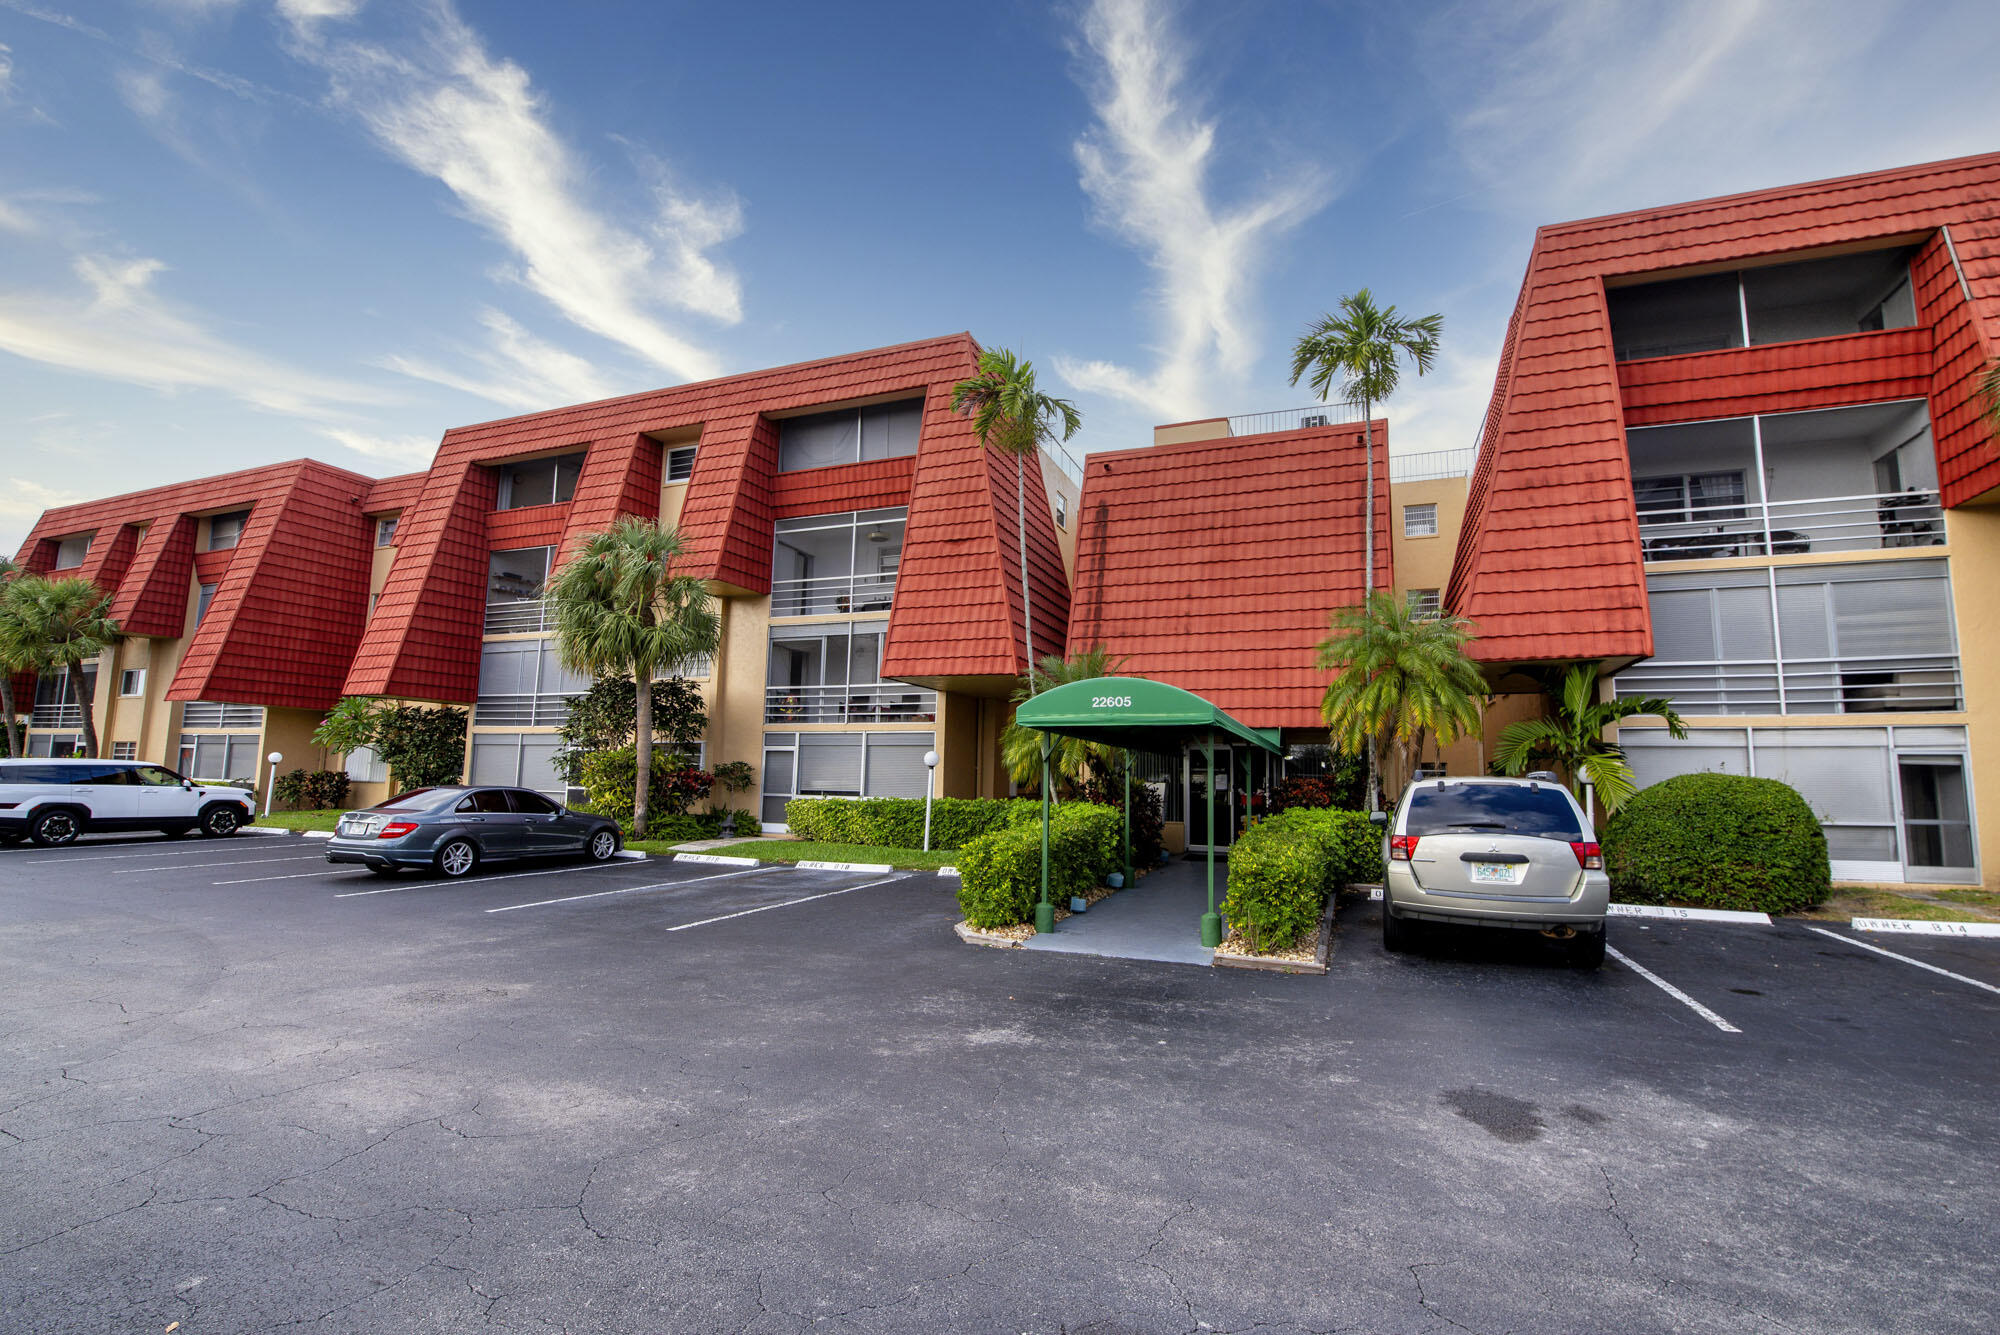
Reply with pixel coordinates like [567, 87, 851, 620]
[697, 840, 959, 871]
[1802, 886, 1995, 924]
[254, 809, 345, 832]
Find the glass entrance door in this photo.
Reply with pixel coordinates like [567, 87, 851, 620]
[1897, 755, 1977, 883]
[1186, 745, 1268, 852]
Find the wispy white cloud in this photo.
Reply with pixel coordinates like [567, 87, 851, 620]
[1428, 0, 1999, 221]
[282, 0, 742, 383]
[0, 477, 85, 527]
[314, 427, 434, 468]
[1055, 0, 1327, 423]
[0, 252, 389, 417]
[382, 307, 622, 412]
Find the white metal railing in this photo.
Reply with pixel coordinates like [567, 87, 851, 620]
[474, 694, 572, 728]
[484, 599, 550, 635]
[1226, 404, 1365, 437]
[1389, 448, 1476, 483]
[30, 703, 83, 729]
[764, 683, 937, 725]
[770, 573, 896, 618]
[1616, 654, 1961, 715]
[1638, 488, 1942, 563]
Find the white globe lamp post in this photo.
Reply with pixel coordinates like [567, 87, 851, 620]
[922, 750, 940, 852]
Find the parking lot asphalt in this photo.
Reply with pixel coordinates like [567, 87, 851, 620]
[3, 833, 1997, 1334]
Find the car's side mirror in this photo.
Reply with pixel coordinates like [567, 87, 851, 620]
[1369, 810, 1388, 826]
[183, 780, 196, 791]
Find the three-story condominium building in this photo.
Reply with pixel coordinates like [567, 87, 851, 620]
[10, 153, 1999, 887]
[1449, 151, 2000, 885]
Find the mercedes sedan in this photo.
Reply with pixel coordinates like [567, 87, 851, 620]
[324, 785, 623, 878]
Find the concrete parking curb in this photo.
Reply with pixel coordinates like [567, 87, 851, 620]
[1213, 895, 1338, 975]
[675, 853, 761, 867]
[1611, 903, 1771, 924]
[796, 859, 893, 873]
[938, 866, 959, 877]
[953, 921, 1023, 949]
[1853, 917, 2000, 938]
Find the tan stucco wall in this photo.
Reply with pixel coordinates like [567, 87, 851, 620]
[1038, 450, 1082, 581]
[1388, 474, 1467, 608]
[660, 480, 689, 531]
[369, 541, 396, 600]
[711, 594, 772, 775]
[260, 707, 339, 803]
[1152, 419, 1230, 447]
[1944, 503, 1999, 887]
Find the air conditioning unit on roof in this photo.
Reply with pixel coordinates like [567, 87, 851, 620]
[1300, 414, 1328, 428]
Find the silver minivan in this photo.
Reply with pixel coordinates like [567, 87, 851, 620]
[1376, 777, 1609, 965]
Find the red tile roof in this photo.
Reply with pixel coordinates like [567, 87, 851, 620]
[1450, 151, 2000, 666]
[345, 335, 1073, 701]
[1064, 421, 1391, 730]
[363, 472, 428, 514]
[12, 459, 378, 710]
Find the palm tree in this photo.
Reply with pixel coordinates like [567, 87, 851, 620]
[0, 573, 122, 758]
[546, 519, 719, 839]
[951, 348, 1082, 693]
[1000, 644, 1126, 791]
[0, 557, 24, 756]
[1289, 291, 1443, 593]
[1492, 663, 1688, 816]
[1317, 591, 1485, 812]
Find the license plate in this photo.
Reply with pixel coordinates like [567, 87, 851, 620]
[1470, 862, 1519, 884]
[338, 819, 369, 837]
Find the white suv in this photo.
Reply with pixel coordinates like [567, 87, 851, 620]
[0, 759, 258, 847]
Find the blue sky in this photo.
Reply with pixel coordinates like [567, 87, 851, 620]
[3, 0, 1998, 551]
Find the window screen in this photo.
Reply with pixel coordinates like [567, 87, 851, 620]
[53, 535, 91, 569]
[797, 734, 864, 795]
[208, 510, 250, 551]
[863, 733, 932, 799]
[666, 446, 697, 481]
[1402, 504, 1438, 538]
[778, 399, 922, 471]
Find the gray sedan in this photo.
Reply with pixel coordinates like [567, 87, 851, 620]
[324, 785, 623, 879]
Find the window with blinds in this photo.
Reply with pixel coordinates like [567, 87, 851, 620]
[1619, 559, 1958, 715]
[181, 701, 264, 729]
[759, 731, 936, 825]
[467, 733, 562, 793]
[475, 640, 592, 727]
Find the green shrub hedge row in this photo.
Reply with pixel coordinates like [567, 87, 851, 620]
[633, 809, 762, 844]
[955, 802, 1123, 929]
[1221, 809, 1385, 951]
[783, 796, 1042, 850]
[1603, 772, 1829, 913]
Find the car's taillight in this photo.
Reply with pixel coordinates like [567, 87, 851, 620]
[378, 821, 419, 839]
[1389, 835, 1418, 862]
[1570, 841, 1603, 870]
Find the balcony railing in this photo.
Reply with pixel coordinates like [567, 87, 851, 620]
[474, 694, 573, 728]
[485, 599, 550, 635]
[30, 703, 83, 729]
[1638, 489, 1943, 564]
[1389, 447, 1475, 483]
[771, 573, 896, 618]
[765, 683, 938, 725]
[1615, 654, 1961, 715]
[1225, 404, 1365, 437]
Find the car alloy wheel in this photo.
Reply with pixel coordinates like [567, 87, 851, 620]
[436, 840, 478, 879]
[200, 806, 241, 837]
[589, 830, 619, 862]
[31, 811, 80, 848]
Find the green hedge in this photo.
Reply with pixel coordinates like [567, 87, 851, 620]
[784, 796, 1041, 850]
[1221, 809, 1385, 951]
[1603, 772, 1830, 913]
[955, 802, 1122, 929]
[633, 809, 762, 844]
[578, 746, 713, 825]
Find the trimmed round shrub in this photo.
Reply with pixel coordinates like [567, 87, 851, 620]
[1603, 772, 1830, 913]
[1221, 808, 1384, 951]
[955, 802, 1121, 929]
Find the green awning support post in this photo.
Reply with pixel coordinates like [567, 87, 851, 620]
[1200, 738, 1222, 948]
[1035, 734, 1055, 934]
[1122, 752, 1132, 887]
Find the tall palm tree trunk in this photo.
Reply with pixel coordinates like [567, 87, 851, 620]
[633, 663, 653, 839]
[1361, 395, 1375, 592]
[77, 677, 100, 759]
[1018, 453, 1034, 694]
[0, 675, 18, 756]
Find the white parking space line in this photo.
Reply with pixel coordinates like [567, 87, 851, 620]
[26, 843, 275, 865]
[1605, 945, 1742, 1033]
[215, 869, 365, 886]
[114, 855, 324, 873]
[487, 866, 776, 914]
[1807, 926, 2000, 998]
[334, 860, 635, 899]
[666, 876, 899, 932]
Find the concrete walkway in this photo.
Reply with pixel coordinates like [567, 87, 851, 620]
[1022, 856, 1228, 968]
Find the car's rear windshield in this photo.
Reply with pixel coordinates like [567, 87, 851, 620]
[368, 788, 460, 813]
[1405, 783, 1584, 840]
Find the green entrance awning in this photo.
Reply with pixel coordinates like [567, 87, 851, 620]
[1012, 676, 1282, 755]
